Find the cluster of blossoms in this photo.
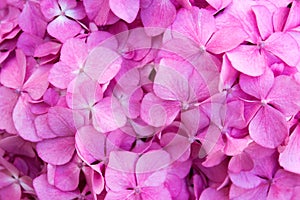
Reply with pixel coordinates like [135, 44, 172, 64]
[1, 0, 300, 199]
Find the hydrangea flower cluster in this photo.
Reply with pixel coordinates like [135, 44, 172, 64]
[1, 0, 300, 199]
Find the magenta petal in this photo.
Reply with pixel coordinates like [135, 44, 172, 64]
[109, 0, 139, 23]
[47, 16, 82, 42]
[92, 97, 127, 133]
[199, 188, 228, 200]
[267, 75, 300, 116]
[36, 136, 75, 165]
[265, 32, 300, 67]
[141, 93, 180, 127]
[284, 1, 300, 31]
[249, 106, 288, 148]
[226, 45, 266, 76]
[141, 0, 176, 36]
[229, 183, 269, 200]
[40, 0, 61, 19]
[0, 49, 26, 89]
[0, 87, 18, 133]
[279, 126, 300, 174]
[33, 174, 79, 200]
[0, 172, 15, 189]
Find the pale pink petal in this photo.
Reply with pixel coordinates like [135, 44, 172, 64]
[48, 62, 77, 89]
[206, 0, 232, 11]
[265, 32, 300, 67]
[267, 75, 300, 116]
[104, 190, 135, 200]
[239, 68, 274, 99]
[0, 49, 26, 89]
[249, 106, 288, 148]
[13, 97, 41, 142]
[0, 172, 15, 189]
[141, 0, 176, 36]
[171, 7, 215, 45]
[141, 93, 180, 127]
[84, 46, 121, 84]
[34, 114, 57, 139]
[36, 136, 75, 165]
[206, 27, 248, 54]
[226, 45, 266, 76]
[109, 0, 139, 23]
[47, 16, 82, 42]
[92, 97, 127, 133]
[0, 87, 18, 133]
[252, 5, 273, 40]
[60, 38, 88, 69]
[219, 55, 238, 91]
[65, 3, 86, 20]
[33, 174, 79, 200]
[279, 126, 300, 174]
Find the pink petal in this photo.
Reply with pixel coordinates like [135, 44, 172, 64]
[141, 186, 172, 200]
[284, 1, 300, 31]
[106, 151, 138, 191]
[60, 38, 88, 70]
[66, 74, 103, 110]
[272, 7, 289, 32]
[279, 126, 300, 174]
[171, 7, 215, 45]
[267, 75, 300, 116]
[206, 27, 248, 54]
[18, 1, 47, 37]
[47, 16, 82, 42]
[92, 97, 127, 133]
[229, 183, 269, 200]
[140, 0, 176, 36]
[33, 174, 79, 200]
[136, 150, 170, 183]
[40, 0, 61, 19]
[75, 126, 106, 164]
[51, 161, 80, 191]
[34, 41, 61, 57]
[249, 106, 288, 148]
[16, 32, 43, 56]
[0, 135, 35, 157]
[65, 3, 86, 20]
[239, 68, 274, 100]
[48, 62, 77, 89]
[47, 106, 77, 137]
[109, 0, 139, 23]
[199, 188, 229, 200]
[226, 45, 266, 76]
[13, 97, 41, 142]
[36, 136, 75, 165]
[0, 183, 21, 200]
[206, 0, 232, 11]
[0, 49, 26, 89]
[23, 66, 50, 100]
[35, 114, 57, 139]
[0, 172, 15, 189]
[251, 5, 273, 40]
[84, 46, 122, 84]
[141, 93, 180, 127]
[105, 190, 135, 200]
[265, 32, 300, 67]
[0, 87, 18, 133]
